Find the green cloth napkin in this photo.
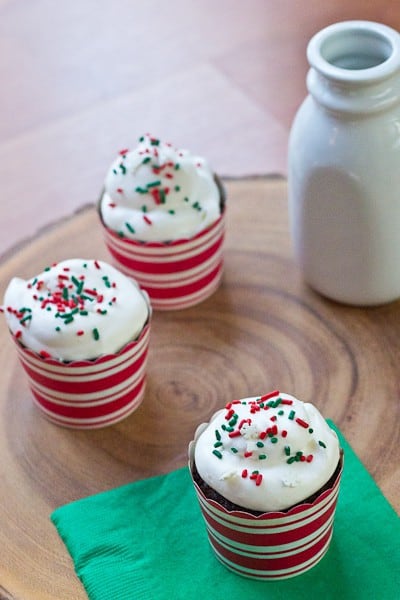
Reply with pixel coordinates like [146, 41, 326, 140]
[51, 424, 400, 600]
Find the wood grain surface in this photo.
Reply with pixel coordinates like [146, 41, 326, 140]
[0, 178, 399, 600]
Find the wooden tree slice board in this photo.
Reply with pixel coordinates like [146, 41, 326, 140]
[0, 177, 399, 599]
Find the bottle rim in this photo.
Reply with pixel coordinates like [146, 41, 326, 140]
[307, 20, 400, 83]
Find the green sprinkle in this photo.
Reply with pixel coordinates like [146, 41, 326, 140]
[135, 187, 148, 194]
[231, 447, 238, 453]
[92, 328, 100, 341]
[119, 164, 126, 174]
[80, 310, 88, 316]
[98, 309, 108, 315]
[139, 136, 145, 142]
[150, 138, 160, 146]
[55, 326, 61, 332]
[215, 429, 221, 441]
[64, 317, 74, 324]
[44, 267, 51, 272]
[46, 307, 52, 311]
[147, 180, 161, 188]
[278, 410, 284, 416]
[142, 156, 151, 164]
[287, 456, 297, 464]
[268, 398, 282, 408]
[212, 450, 223, 459]
[62, 287, 69, 300]
[20, 314, 32, 324]
[288, 410, 296, 420]
[126, 222, 135, 234]
[256, 441, 264, 448]
[213, 441, 223, 448]
[174, 163, 180, 170]
[102, 276, 111, 288]
[168, 209, 175, 215]
[319, 440, 327, 448]
[118, 231, 125, 238]
[80, 294, 95, 301]
[284, 446, 291, 456]
[258, 454, 267, 460]
[141, 205, 148, 212]
[113, 169, 118, 175]
[271, 437, 278, 444]
[174, 185, 181, 192]
[308, 428, 314, 433]
[184, 196, 189, 202]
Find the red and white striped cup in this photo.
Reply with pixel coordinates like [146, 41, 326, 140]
[189, 441, 343, 580]
[13, 322, 151, 429]
[99, 179, 226, 310]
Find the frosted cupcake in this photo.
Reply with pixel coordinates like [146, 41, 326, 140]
[189, 391, 343, 579]
[98, 134, 226, 310]
[2, 259, 151, 428]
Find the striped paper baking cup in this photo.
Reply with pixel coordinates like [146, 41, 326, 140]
[189, 441, 343, 580]
[12, 322, 151, 429]
[99, 179, 226, 310]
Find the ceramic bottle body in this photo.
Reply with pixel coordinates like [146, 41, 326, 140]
[288, 21, 400, 305]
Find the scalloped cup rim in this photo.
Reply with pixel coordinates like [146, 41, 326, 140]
[11, 320, 151, 366]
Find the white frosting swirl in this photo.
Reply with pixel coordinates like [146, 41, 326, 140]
[193, 392, 340, 512]
[2, 259, 150, 361]
[99, 134, 221, 242]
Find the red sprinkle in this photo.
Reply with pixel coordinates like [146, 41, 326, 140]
[228, 430, 241, 438]
[306, 455, 314, 463]
[116, 188, 124, 194]
[281, 430, 288, 438]
[119, 148, 129, 155]
[143, 215, 152, 225]
[225, 409, 234, 420]
[256, 473, 263, 486]
[76, 330, 84, 336]
[39, 350, 51, 359]
[244, 451, 253, 458]
[281, 399, 294, 405]
[94, 260, 101, 270]
[260, 390, 280, 402]
[241, 469, 248, 478]
[296, 418, 309, 428]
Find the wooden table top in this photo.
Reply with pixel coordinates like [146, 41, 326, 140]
[0, 177, 399, 600]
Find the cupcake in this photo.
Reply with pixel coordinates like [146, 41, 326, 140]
[98, 134, 226, 310]
[2, 259, 151, 428]
[189, 390, 343, 579]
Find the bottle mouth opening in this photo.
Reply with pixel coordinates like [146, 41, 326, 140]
[320, 29, 392, 70]
[308, 21, 400, 82]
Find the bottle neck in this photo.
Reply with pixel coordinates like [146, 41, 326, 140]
[306, 21, 400, 115]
